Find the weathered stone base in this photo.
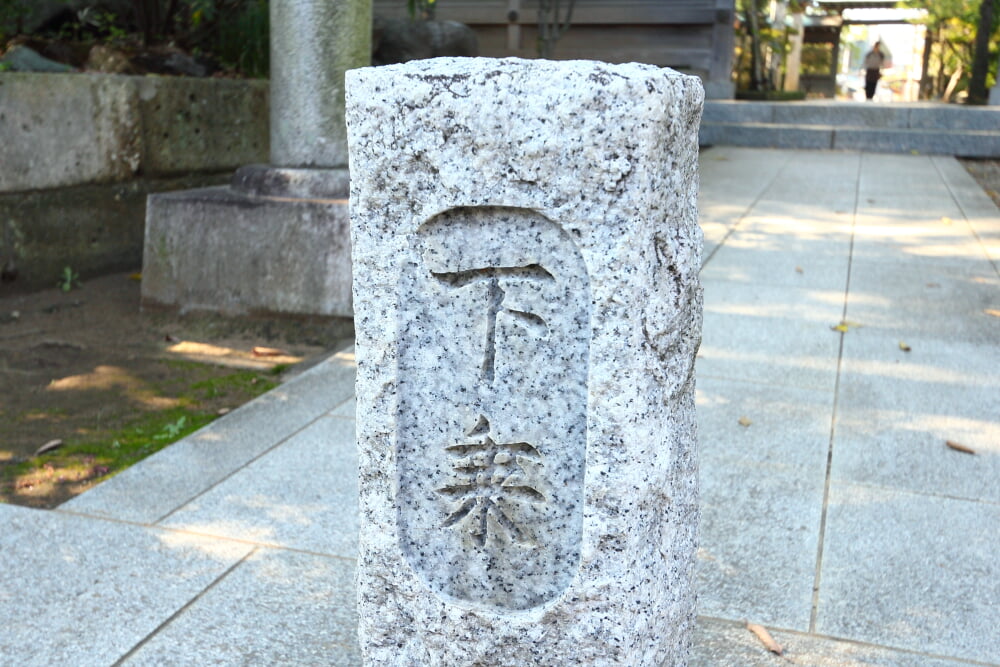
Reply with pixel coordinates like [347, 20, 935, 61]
[141, 174, 352, 317]
[0, 173, 230, 293]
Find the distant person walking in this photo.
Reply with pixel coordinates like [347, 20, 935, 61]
[864, 41, 887, 100]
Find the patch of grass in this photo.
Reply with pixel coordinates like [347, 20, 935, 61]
[0, 407, 213, 505]
[189, 369, 277, 400]
[0, 367, 281, 508]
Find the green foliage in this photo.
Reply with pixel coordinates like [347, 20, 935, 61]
[202, 0, 269, 77]
[408, 0, 438, 21]
[735, 0, 782, 91]
[903, 0, 999, 101]
[153, 416, 187, 440]
[0, 0, 30, 42]
[57, 266, 80, 292]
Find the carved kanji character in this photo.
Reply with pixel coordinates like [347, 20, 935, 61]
[437, 415, 545, 546]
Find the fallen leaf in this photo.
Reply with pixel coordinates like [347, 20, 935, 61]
[35, 439, 63, 456]
[217, 407, 231, 416]
[128, 272, 142, 281]
[946, 440, 976, 455]
[898, 341, 911, 352]
[738, 416, 752, 427]
[985, 309, 1000, 318]
[831, 319, 862, 333]
[940, 216, 952, 225]
[746, 621, 783, 655]
[795, 266, 804, 274]
[252, 346, 286, 357]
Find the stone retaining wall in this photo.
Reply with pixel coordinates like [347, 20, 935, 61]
[0, 73, 268, 291]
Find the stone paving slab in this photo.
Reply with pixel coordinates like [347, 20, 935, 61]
[833, 330, 1000, 502]
[63, 350, 357, 524]
[816, 482, 1000, 664]
[931, 156, 1000, 265]
[698, 147, 792, 260]
[160, 415, 358, 558]
[697, 376, 833, 476]
[698, 282, 845, 390]
[701, 238, 850, 290]
[846, 262, 999, 344]
[329, 397, 357, 419]
[0, 503, 253, 665]
[697, 461, 825, 632]
[697, 311, 842, 391]
[692, 617, 986, 667]
[121, 548, 358, 666]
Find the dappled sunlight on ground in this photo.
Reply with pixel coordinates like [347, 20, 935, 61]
[166, 340, 304, 370]
[237, 496, 331, 528]
[697, 347, 833, 373]
[843, 358, 997, 387]
[332, 349, 356, 365]
[156, 528, 257, 561]
[842, 411, 998, 452]
[743, 211, 854, 231]
[46, 365, 181, 410]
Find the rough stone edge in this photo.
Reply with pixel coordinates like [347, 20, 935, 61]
[347, 57, 705, 666]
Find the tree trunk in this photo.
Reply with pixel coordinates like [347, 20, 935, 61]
[746, 0, 766, 90]
[944, 61, 964, 102]
[968, 0, 996, 103]
[536, 0, 576, 59]
[919, 24, 935, 100]
[785, 11, 804, 92]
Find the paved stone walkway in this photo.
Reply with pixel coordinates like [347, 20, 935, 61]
[2, 148, 997, 666]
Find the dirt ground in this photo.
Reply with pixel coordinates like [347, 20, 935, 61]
[0, 271, 352, 508]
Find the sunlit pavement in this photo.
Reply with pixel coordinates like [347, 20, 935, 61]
[2, 148, 997, 665]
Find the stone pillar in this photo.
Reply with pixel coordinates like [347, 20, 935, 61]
[233, 0, 372, 197]
[347, 58, 704, 666]
[141, 0, 371, 318]
[270, 0, 371, 168]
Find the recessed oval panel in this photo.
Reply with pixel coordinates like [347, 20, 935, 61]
[396, 206, 590, 611]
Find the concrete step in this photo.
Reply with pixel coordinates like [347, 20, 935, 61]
[700, 101, 1000, 157]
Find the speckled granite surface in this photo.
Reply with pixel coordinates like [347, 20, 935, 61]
[346, 57, 704, 666]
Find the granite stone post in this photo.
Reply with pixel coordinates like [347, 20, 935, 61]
[347, 58, 704, 666]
